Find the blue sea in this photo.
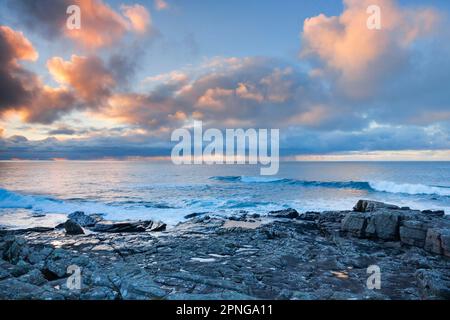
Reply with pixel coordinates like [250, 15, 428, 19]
[0, 161, 449, 228]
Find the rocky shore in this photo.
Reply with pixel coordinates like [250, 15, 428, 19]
[1, 200, 449, 300]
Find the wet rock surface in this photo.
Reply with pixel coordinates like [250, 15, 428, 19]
[0, 200, 449, 300]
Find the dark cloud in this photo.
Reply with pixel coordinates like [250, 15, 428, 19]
[48, 127, 77, 135]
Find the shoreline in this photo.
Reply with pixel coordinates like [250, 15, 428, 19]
[1, 200, 449, 300]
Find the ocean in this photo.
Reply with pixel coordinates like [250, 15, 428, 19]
[0, 161, 449, 228]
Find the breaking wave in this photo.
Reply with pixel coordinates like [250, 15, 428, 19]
[210, 176, 450, 196]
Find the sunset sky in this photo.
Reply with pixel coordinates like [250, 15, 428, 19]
[1, 0, 450, 160]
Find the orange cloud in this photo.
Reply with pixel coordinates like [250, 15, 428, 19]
[63, 0, 151, 49]
[122, 4, 151, 33]
[0, 26, 38, 62]
[47, 55, 115, 103]
[155, 0, 169, 11]
[197, 88, 234, 109]
[301, 0, 440, 97]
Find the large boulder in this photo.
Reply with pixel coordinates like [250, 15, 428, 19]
[353, 200, 399, 213]
[399, 220, 428, 247]
[64, 219, 84, 235]
[424, 228, 450, 256]
[268, 208, 299, 219]
[341, 213, 367, 238]
[365, 212, 400, 240]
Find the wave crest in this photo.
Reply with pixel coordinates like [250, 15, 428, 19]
[210, 176, 450, 196]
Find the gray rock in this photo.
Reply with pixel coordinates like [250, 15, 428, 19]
[341, 213, 367, 237]
[268, 208, 299, 219]
[2, 237, 26, 264]
[0, 278, 45, 299]
[18, 269, 47, 286]
[441, 231, 450, 257]
[64, 219, 84, 235]
[68, 211, 98, 227]
[11, 260, 32, 277]
[365, 212, 400, 240]
[81, 286, 118, 300]
[424, 228, 443, 255]
[399, 220, 427, 247]
[416, 269, 450, 299]
[353, 200, 399, 212]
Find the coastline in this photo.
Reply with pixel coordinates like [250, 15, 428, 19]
[0, 200, 449, 300]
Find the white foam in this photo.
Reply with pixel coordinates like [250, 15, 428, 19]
[369, 181, 450, 196]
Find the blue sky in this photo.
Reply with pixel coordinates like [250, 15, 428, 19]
[0, 0, 450, 160]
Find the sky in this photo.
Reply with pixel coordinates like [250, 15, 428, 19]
[0, 0, 450, 160]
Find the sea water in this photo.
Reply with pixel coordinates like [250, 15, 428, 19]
[0, 161, 449, 228]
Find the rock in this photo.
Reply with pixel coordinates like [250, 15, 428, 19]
[0, 278, 45, 299]
[147, 221, 167, 232]
[365, 212, 400, 240]
[93, 220, 166, 233]
[184, 212, 208, 219]
[341, 213, 367, 237]
[11, 260, 32, 277]
[424, 228, 443, 255]
[353, 200, 399, 213]
[421, 210, 445, 217]
[64, 219, 84, 235]
[268, 208, 299, 219]
[68, 211, 99, 227]
[416, 269, 450, 299]
[120, 275, 167, 299]
[81, 286, 118, 300]
[441, 231, 450, 257]
[18, 269, 47, 286]
[399, 220, 428, 247]
[2, 237, 26, 264]
[297, 211, 320, 221]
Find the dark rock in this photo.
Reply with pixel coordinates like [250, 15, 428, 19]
[421, 210, 445, 217]
[353, 200, 399, 212]
[64, 219, 84, 235]
[184, 212, 208, 219]
[68, 211, 99, 227]
[93, 220, 166, 233]
[268, 208, 299, 219]
[147, 221, 167, 232]
[297, 211, 320, 221]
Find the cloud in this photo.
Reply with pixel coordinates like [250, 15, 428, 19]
[155, 0, 169, 11]
[9, 0, 152, 49]
[0, 26, 38, 112]
[47, 55, 116, 103]
[301, 0, 440, 98]
[48, 127, 76, 135]
[122, 4, 151, 34]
